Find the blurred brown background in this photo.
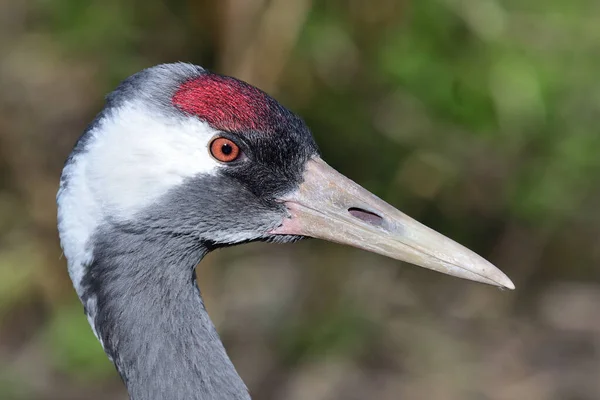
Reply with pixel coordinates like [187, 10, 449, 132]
[1, 0, 599, 399]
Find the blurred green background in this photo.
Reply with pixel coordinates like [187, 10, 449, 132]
[1, 0, 599, 399]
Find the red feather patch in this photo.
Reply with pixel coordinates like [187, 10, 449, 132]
[172, 74, 280, 133]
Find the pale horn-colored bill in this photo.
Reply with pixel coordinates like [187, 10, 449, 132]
[271, 157, 514, 289]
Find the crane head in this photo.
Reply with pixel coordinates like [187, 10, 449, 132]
[58, 63, 514, 294]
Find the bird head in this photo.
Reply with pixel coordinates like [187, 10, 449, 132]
[58, 63, 513, 290]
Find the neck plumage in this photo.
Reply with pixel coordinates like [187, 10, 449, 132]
[81, 225, 250, 400]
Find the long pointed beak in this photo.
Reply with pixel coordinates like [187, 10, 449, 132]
[271, 157, 514, 289]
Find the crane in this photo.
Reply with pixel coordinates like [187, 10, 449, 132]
[57, 63, 514, 400]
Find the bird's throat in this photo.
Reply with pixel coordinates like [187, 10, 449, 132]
[81, 227, 250, 400]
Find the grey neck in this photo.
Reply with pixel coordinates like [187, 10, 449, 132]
[83, 226, 251, 400]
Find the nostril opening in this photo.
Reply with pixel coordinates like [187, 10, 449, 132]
[348, 207, 384, 227]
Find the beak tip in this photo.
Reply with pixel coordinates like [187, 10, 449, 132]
[502, 277, 516, 290]
[492, 270, 515, 290]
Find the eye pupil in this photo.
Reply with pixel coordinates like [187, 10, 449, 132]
[221, 144, 232, 155]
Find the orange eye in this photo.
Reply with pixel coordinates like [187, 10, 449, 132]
[210, 137, 240, 162]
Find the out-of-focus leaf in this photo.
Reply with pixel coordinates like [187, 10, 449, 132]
[43, 304, 115, 382]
